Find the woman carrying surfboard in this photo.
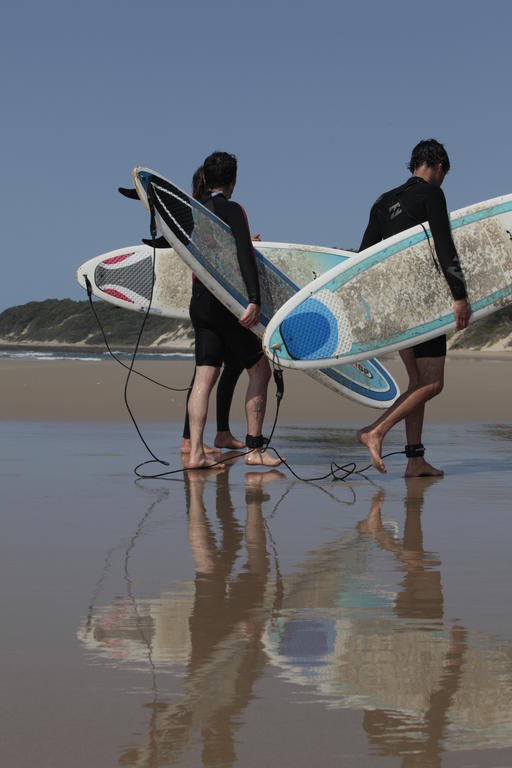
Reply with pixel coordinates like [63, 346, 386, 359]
[185, 151, 282, 469]
[181, 166, 246, 456]
[357, 139, 471, 476]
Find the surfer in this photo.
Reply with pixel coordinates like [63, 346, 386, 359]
[181, 166, 245, 456]
[185, 151, 282, 469]
[357, 139, 471, 476]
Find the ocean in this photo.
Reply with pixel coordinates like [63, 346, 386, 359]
[0, 346, 193, 362]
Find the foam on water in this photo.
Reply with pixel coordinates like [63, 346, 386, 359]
[0, 347, 194, 362]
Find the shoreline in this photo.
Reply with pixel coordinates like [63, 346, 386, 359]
[0, 342, 193, 355]
[1, 355, 512, 424]
[1, 341, 511, 360]
[446, 348, 512, 361]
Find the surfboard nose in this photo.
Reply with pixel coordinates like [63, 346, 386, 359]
[76, 268, 86, 289]
[136, 169, 152, 192]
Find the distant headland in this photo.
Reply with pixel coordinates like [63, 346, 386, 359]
[0, 298, 511, 355]
[0, 299, 194, 352]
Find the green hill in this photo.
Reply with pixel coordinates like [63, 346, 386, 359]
[0, 299, 194, 349]
[448, 303, 512, 351]
[1, 297, 512, 352]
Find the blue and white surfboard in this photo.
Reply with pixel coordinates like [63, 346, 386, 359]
[263, 193, 512, 368]
[131, 167, 399, 407]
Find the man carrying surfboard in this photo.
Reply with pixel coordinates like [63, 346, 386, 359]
[357, 139, 471, 476]
[186, 151, 282, 469]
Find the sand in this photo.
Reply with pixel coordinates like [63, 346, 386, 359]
[1, 353, 511, 424]
[2, 418, 512, 767]
[2, 353, 512, 767]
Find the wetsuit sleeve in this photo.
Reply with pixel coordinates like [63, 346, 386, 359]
[359, 203, 383, 251]
[426, 187, 468, 301]
[224, 202, 261, 305]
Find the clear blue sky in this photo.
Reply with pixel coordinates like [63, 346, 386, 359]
[1, 0, 511, 310]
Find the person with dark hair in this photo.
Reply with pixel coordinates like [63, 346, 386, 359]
[181, 166, 245, 455]
[191, 165, 206, 201]
[185, 151, 282, 468]
[357, 139, 471, 476]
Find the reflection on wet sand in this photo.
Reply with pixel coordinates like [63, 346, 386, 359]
[144, 468, 281, 767]
[265, 477, 512, 760]
[358, 480, 466, 767]
[79, 473, 512, 766]
[81, 464, 284, 767]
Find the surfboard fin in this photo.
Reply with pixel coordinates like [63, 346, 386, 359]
[142, 236, 169, 249]
[118, 186, 139, 200]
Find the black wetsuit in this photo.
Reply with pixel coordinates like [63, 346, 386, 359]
[189, 191, 263, 369]
[360, 177, 468, 357]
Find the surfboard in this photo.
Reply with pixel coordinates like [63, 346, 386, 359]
[77, 245, 191, 319]
[262, 193, 512, 368]
[124, 167, 398, 407]
[77, 241, 398, 408]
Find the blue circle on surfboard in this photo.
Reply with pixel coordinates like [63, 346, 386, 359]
[281, 298, 338, 360]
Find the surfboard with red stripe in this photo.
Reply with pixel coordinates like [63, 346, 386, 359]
[124, 167, 399, 407]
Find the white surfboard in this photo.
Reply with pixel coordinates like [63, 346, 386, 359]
[77, 241, 398, 408]
[263, 193, 512, 368]
[77, 245, 191, 318]
[124, 167, 399, 407]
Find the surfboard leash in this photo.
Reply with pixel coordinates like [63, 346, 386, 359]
[131, 364, 405, 482]
[261, 352, 358, 483]
[82, 275, 190, 393]
[108, 185, 404, 481]
[260, 352, 417, 483]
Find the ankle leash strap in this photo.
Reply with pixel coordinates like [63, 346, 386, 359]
[405, 443, 425, 458]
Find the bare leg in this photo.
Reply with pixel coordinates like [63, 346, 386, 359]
[358, 353, 445, 474]
[185, 471, 218, 574]
[186, 365, 225, 469]
[244, 356, 282, 467]
[401, 352, 444, 478]
[180, 438, 220, 455]
[214, 431, 245, 450]
[181, 368, 220, 455]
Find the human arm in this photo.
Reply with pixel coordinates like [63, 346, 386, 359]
[223, 201, 261, 316]
[359, 203, 383, 251]
[453, 298, 471, 330]
[426, 187, 471, 328]
[239, 303, 261, 328]
[426, 187, 468, 301]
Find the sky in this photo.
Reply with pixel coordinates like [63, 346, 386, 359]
[1, 0, 511, 311]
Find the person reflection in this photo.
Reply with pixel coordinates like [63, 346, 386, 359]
[357, 478, 467, 768]
[120, 464, 284, 767]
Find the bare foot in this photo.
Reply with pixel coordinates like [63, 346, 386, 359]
[214, 431, 245, 450]
[245, 469, 286, 485]
[358, 428, 386, 474]
[181, 453, 225, 471]
[245, 449, 283, 467]
[405, 458, 444, 478]
[180, 438, 219, 456]
[357, 489, 386, 534]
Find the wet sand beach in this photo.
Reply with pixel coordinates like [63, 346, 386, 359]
[2, 355, 512, 767]
[1, 353, 512, 423]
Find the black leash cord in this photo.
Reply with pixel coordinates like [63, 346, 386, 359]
[84, 277, 190, 393]
[88, 190, 407, 480]
[122, 229, 169, 465]
[133, 359, 286, 479]
[354, 450, 406, 475]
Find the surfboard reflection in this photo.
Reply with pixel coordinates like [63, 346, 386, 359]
[79, 473, 512, 766]
[264, 478, 512, 761]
